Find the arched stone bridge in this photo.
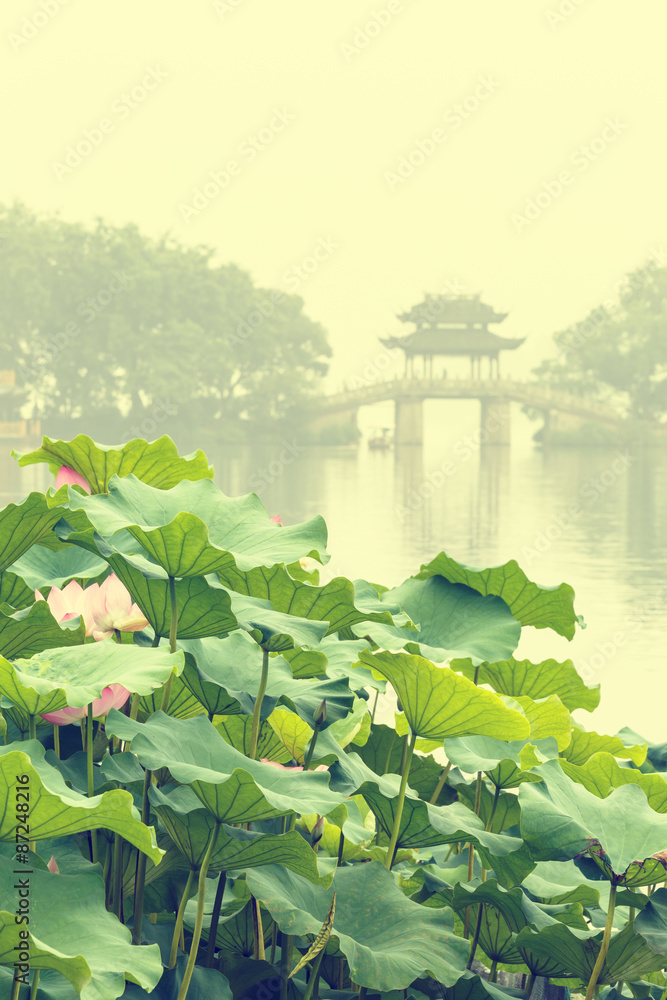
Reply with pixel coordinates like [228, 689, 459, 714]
[310, 377, 623, 445]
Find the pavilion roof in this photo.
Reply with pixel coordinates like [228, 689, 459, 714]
[381, 329, 525, 356]
[398, 294, 507, 327]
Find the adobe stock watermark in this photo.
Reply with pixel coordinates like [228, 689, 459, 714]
[22, 270, 134, 382]
[226, 236, 339, 347]
[8, 0, 73, 52]
[384, 76, 501, 191]
[345, 346, 402, 391]
[545, 0, 590, 29]
[212, 0, 246, 16]
[51, 67, 168, 180]
[512, 117, 628, 232]
[577, 583, 667, 685]
[340, 1, 403, 63]
[395, 403, 510, 522]
[520, 450, 636, 565]
[179, 108, 295, 223]
[247, 440, 304, 492]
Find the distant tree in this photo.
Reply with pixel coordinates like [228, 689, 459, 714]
[0, 202, 331, 443]
[534, 258, 667, 423]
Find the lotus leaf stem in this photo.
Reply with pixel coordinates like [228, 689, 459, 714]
[159, 575, 179, 712]
[132, 768, 153, 946]
[303, 724, 322, 770]
[584, 882, 617, 1000]
[112, 833, 124, 921]
[429, 762, 452, 805]
[169, 867, 195, 969]
[489, 959, 498, 982]
[205, 871, 226, 968]
[10, 975, 21, 1000]
[249, 647, 270, 761]
[251, 895, 265, 960]
[466, 904, 485, 969]
[302, 948, 325, 1000]
[384, 730, 417, 869]
[176, 822, 221, 1000]
[28, 715, 36, 741]
[53, 724, 60, 758]
[29, 970, 40, 999]
[370, 688, 379, 724]
[87, 703, 98, 864]
[280, 935, 294, 1000]
[484, 785, 501, 832]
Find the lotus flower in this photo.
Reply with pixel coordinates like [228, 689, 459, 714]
[55, 466, 91, 493]
[47, 855, 59, 873]
[35, 580, 86, 625]
[40, 684, 131, 726]
[260, 759, 328, 772]
[270, 515, 283, 525]
[80, 574, 149, 641]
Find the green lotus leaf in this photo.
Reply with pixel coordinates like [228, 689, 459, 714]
[359, 649, 530, 741]
[0, 492, 68, 572]
[301, 799, 376, 862]
[124, 958, 231, 1000]
[450, 656, 600, 712]
[508, 694, 572, 752]
[354, 724, 455, 805]
[59, 474, 328, 577]
[138, 670, 206, 721]
[105, 710, 347, 824]
[443, 736, 557, 789]
[282, 645, 328, 678]
[561, 727, 647, 766]
[102, 553, 237, 639]
[180, 631, 355, 726]
[217, 562, 394, 634]
[521, 859, 647, 910]
[317, 635, 383, 689]
[197, 899, 274, 960]
[0, 745, 162, 862]
[381, 577, 521, 661]
[635, 889, 667, 958]
[14, 433, 213, 492]
[0, 570, 37, 610]
[9, 543, 108, 590]
[514, 922, 666, 984]
[0, 856, 162, 999]
[519, 759, 667, 884]
[452, 780, 520, 834]
[560, 753, 667, 812]
[0, 641, 183, 718]
[445, 972, 535, 1000]
[267, 707, 315, 763]
[415, 550, 581, 639]
[215, 714, 291, 762]
[0, 601, 86, 660]
[228, 590, 328, 651]
[149, 784, 324, 881]
[246, 861, 469, 990]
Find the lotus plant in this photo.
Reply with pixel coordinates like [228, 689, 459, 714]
[35, 574, 148, 639]
[55, 465, 91, 493]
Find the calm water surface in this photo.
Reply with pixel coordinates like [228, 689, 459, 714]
[5, 402, 666, 741]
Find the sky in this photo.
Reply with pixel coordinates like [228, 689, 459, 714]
[3, 0, 667, 385]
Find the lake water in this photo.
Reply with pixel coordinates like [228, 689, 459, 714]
[4, 400, 666, 743]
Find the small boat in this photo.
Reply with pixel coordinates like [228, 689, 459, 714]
[368, 427, 393, 450]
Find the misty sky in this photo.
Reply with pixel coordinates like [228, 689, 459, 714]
[4, 0, 666, 384]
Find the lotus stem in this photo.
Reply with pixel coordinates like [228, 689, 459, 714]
[251, 895, 265, 960]
[28, 714, 36, 741]
[87, 704, 98, 865]
[130, 693, 141, 721]
[584, 882, 617, 1000]
[176, 822, 221, 1000]
[151, 632, 161, 647]
[280, 935, 294, 1000]
[270, 923, 278, 964]
[132, 768, 153, 946]
[429, 762, 452, 805]
[489, 959, 498, 982]
[473, 771, 483, 816]
[466, 904, 485, 969]
[205, 871, 226, 968]
[169, 867, 195, 969]
[302, 949, 325, 1000]
[370, 688, 379, 724]
[525, 973, 535, 997]
[112, 833, 124, 921]
[159, 575, 179, 712]
[10, 976, 21, 1000]
[382, 731, 396, 774]
[484, 784, 501, 832]
[29, 970, 40, 999]
[53, 725, 60, 758]
[249, 647, 270, 761]
[303, 726, 322, 771]
[384, 730, 417, 869]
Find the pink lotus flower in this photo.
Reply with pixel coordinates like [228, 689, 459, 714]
[41, 683, 131, 726]
[55, 466, 91, 494]
[260, 759, 328, 773]
[270, 515, 283, 525]
[81, 574, 149, 641]
[47, 855, 59, 873]
[35, 580, 86, 625]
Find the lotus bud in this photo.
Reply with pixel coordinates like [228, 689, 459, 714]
[311, 815, 325, 847]
[314, 699, 327, 727]
[396, 697, 403, 714]
[47, 855, 59, 874]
